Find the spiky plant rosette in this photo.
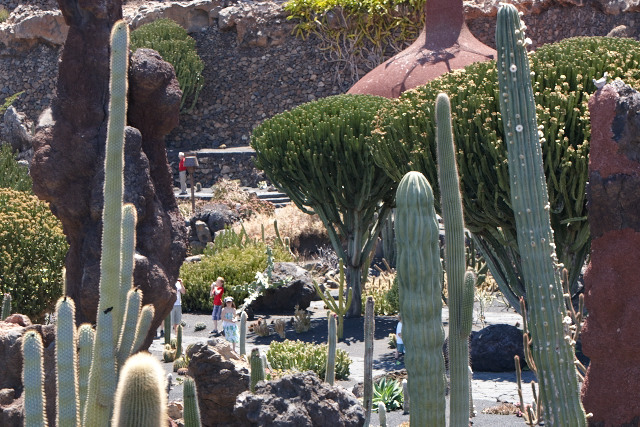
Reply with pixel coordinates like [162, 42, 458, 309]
[371, 36, 640, 308]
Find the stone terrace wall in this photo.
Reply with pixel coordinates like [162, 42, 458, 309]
[1, 0, 639, 157]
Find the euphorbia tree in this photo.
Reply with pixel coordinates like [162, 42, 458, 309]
[251, 94, 396, 317]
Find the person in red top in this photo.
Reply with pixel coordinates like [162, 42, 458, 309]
[210, 277, 225, 335]
[178, 152, 187, 195]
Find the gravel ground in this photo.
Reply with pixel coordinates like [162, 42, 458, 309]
[150, 295, 540, 426]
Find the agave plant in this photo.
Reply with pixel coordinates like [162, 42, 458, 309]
[373, 377, 404, 412]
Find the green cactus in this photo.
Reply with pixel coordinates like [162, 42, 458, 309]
[313, 260, 352, 340]
[380, 212, 395, 268]
[378, 402, 387, 427]
[435, 92, 474, 427]
[173, 356, 189, 372]
[250, 348, 265, 392]
[183, 376, 201, 427]
[363, 296, 375, 427]
[115, 203, 137, 348]
[22, 330, 47, 427]
[239, 311, 247, 356]
[402, 379, 409, 415]
[325, 314, 337, 385]
[164, 314, 172, 346]
[112, 352, 168, 427]
[55, 297, 79, 427]
[131, 305, 155, 355]
[1, 292, 11, 320]
[77, 323, 94, 420]
[175, 324, 183, 359]
[395, 171, 446, 426]
[496, 4, 586, 425]
[116, 288, 142, 368]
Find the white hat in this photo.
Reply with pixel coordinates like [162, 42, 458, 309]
[224, 296, 234, 303]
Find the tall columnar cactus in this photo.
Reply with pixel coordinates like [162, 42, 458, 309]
[183, 376, 201, 427]
[395, 171, 446, 426]
[22, 330, 47, 427]
[111, 352, 168, 427]
[435, 92, 475, 427]
[325, 314, 337, 385]
[380, 211, 396, 268]
[116, 288, 142, 368]
[314, 260, 352, 340]
[495, 4, 586, 425]
[250, 348, 265, 393]
[55, 297, 79, 427]
[130, 305, 155, 355]
[164, 314, 172, 346]
[239, 311, 247, 356]
[1, 293, 11, 320]
[175, 324, 183, 359]
[363, 296, 375, 427]
[77, 323, 94, 420]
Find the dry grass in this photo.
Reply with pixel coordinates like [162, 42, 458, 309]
[482, 402, 520, 415]
[234, 204, 329, 256]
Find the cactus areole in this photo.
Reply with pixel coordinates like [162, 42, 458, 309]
[496, 4, 586, 425]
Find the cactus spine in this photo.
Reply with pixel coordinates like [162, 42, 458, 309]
[435, 92, 474, 427]
[111, 353, 167, 427]
[55, 297, 79, 427]
[378, 402, 387, 427]
[325, 314, 337, 385]
[250, 348, 265, 392]
[496, 4, 586, 425]
[363, 296, 375, 426]
[22, 330, 47, 427]
[313, 259, 352, 340]
[183, 376, 201, 427]
[395, 171, 445, 426]
[239, 310, 247, 355]
[1, 293, 11, 320]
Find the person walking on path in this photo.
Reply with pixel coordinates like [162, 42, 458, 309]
[395, 313, 404, 363]
[210, 277, 225, 335]
[172, 278, 186, 334]
[221, 296, 239, 352]
[178, 152, 187, 194]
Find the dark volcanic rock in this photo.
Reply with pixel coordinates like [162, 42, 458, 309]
[234, 371, 365, 426]
[469, 324, 525, 372]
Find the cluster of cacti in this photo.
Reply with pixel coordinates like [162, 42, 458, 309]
[292, 305, 311, 333]
[274, 318, 286, 339]
[371, 35, 640, 311]
[495, 4, 586, 425]
[239, 311, 248, 355]
[173, 355, 189, 373]
[20, 21, 174, 427]
[395, 171, 446, 426]
[363, 296, 375, 426]
[163, 325, 183, 363]
[111, 353, 168, 427]
[250, 348, 265, 392]
[314, 260, 353, 340]
[435, 92, 476, 427]
[183, 376, 202, 427]
[325, 314, 337, 385]
[252, 93, 397, 317]
[1, 293, 11, 320]
[194, 322, 207, 332]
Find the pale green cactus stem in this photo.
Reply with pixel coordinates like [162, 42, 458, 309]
[313, 259, 352, 340]
[176, 324, 183, 359]
[131, 305, 155, 355]
[1, 293, 11, 320]
[380, 211, 396, 268]
[22, 330, 47, 427]
[164, 314, 172, 346]
[116, 288, 143, 368]
[111, 352, 167, 427]
[250, 348, 265, 392]
[435, 92, 475, 427]
[402, 379, 409, 415]
[115, 203, 137, 348]
[378, 402, 387, 427]
[77, 323, 94, 421]
[325, 314, 337, 385]
[83, 20, 130, 426]
[363, 296, 375, 427]
[183, 376, 201, 427]
[395, 171, 446, 426]
[239, 311, 247, 355]
[55, 297, 79, 427]
[496, 4, 586, 425]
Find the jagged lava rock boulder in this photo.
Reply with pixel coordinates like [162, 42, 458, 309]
[187, 340, 250, 427]
[234, 371, 365, 426]
[469, 324, 525, 372]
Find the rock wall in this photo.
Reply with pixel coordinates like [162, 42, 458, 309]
[1, 0, 639, 155]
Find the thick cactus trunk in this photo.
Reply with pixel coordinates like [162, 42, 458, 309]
[495, 4, 586, 425]
[395, 171, 446, 426]
[363, 296, 375, 426]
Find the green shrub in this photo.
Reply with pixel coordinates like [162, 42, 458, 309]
[1, 91, 23, 116]
[0, 188, 67, 322]
[371, 36, 640, 309]
[130, 19, 204, 112]
[180, 241, 293, 312]
[266, 339, 351, 380]
[361, 274, 399, 315]
[373, 377, 403, 412]
[0, 7, 9, 24]
[0, 144, 32, 193]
